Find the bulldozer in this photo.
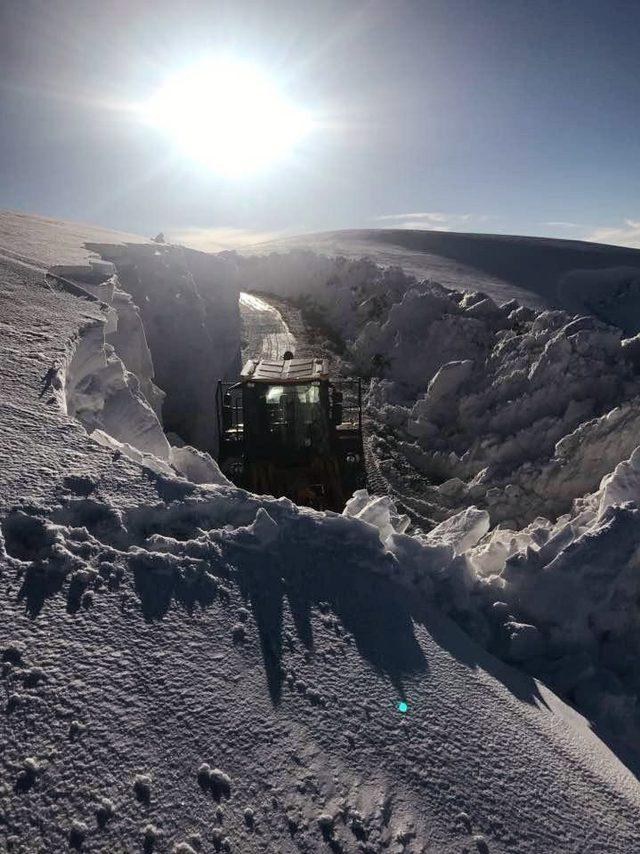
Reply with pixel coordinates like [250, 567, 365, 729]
[216, 354, 364, 510]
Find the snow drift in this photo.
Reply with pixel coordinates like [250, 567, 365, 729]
[48, 246, 237, 487]
[345, 443, 640, 773]
[3, 214, 640, 851]
[250, 227, 640, 317]
[89, 242, 242, 455]
[229, 248, 640, 767]
[234, 249, 640, 523]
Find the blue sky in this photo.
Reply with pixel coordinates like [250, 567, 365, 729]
[1, 0, 639, 249]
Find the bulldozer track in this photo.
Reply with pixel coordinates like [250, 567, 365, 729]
[362, 419, 390, 496]
[362, 416, 438, 533]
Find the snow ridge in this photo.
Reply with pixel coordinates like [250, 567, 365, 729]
[231, 248, 640, 767]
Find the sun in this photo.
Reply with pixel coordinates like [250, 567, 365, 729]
[143, 58, 313, 176]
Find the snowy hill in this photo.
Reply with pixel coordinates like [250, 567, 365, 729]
[0, 210, 151, 270]
[252, 228, 640, 330]
[3, 211, 640, 851]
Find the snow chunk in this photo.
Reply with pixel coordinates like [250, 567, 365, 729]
[426, 359, 474, 402]
[343, 490, 410, 544]
[243, 508, 279, 546]
[65, 321, 170, 460]
[597, 445, 640, 516]
[426, 507, 490, 555]
[91, 429, 174, 476]
[169, 445, 232, 486]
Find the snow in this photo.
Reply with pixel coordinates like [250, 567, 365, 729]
[343, 490, 410, 543]
[38, 242, 237, 487]
[458, 457, 640, 757]
[238, 249, 640, 525]
[558, 266, 640, 335]
[0, 209, 150, 270]
[90, 242, 242, 455]
[239, 291, 296, 360]
[64, 320, 171, 460]
[425, 506, 490, 555]
[342, 465, 640, 770]
[249, 227, 640, 317]
[224, 242, 640, 772]
[169, 445, 232, 487]
[3, 212, 640, 850]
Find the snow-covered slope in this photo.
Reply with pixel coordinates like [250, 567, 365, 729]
[230, 244, 640, 776]
[250, 228, 640, 326]
[0, 210, 151, 270]
[3, 214, 640, 850]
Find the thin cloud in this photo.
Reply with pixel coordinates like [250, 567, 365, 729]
[372, 211, 492, 230]
[375, 212, 451, 222]
[165, 226, 285, 252]
[584, 219, 640, 249]
[375, 211, 471, 223]
[542, 221, 583, 229]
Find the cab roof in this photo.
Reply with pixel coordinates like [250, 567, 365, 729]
[241, 357, 329, 384]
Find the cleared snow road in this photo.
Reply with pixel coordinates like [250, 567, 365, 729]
[239, 291, 296, 362]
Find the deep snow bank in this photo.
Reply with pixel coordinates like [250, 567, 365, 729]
[470, 447, 640, 760]
[3, 227, 640, 850]
[90, 243, 242, 455]
[234, 249, 640, 528]
[7, 475, 640, 852]
[559, 266, 640, 335]
[347, 445, 640, 772]
[248, 227, 640, 316]
[48, 252, 232, 487]
[235, 249, 418, 346]
[232, 248, 640, 766]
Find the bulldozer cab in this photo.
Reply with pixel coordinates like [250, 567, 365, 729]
[216, 356, 364, 510]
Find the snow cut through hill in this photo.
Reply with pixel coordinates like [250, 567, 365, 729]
[230, 245, 640, 775]
[2, 212, 640, 851]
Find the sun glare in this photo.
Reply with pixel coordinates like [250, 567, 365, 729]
[143, 58, 313, 175]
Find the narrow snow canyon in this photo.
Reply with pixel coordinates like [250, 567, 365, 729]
[3, 212, 640, 852]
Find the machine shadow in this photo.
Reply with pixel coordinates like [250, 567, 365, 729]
[231, 535, 429, 705]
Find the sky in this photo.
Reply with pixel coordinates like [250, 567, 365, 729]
[1, 0, 639, 249]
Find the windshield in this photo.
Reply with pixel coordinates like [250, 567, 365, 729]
[246, 381, 329, 454]
[265, 383, 319, 405]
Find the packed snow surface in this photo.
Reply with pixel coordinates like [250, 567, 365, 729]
[3, 212, 640, 851]
[239, 291, 296, 361]
[0, 209, 151, 270]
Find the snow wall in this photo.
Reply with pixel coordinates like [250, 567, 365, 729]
[49, 245, 241, 484]
[224, 249, 640, 765]
[87, 243, 242, 456]
[44, 245, 640, 769]
[232, 250, 640, 525]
